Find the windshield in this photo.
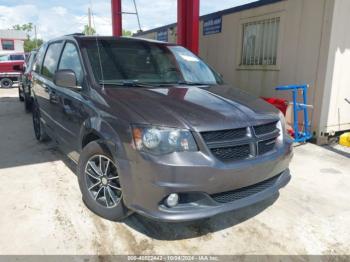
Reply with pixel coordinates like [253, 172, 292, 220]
[85, 39, 223, 86]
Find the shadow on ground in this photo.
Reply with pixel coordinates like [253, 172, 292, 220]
[0, 96, 65, 169]
[124, 194, 279, 240]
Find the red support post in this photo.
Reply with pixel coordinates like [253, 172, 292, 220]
[177, 0, 200, 55]
[111, 0, 122, 37]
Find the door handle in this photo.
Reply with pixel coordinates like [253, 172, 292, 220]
[49, 90, 59, 104]
[43, 84, 49, 92]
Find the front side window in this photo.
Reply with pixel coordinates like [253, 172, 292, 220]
[84, 39, 222, 86]
[1, 40, 14, 50]
[42, 42, 63, 80]
[58, 42, 83, 85]
[241, 17, 280, 66]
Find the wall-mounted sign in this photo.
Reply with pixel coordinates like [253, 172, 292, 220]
[203, 16, 222, 36]
[157, 30, 168, 42]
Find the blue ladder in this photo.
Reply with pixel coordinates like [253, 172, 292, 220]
[276, 84, 313, 143]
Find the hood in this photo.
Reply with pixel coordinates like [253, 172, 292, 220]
[101, 85, 279, 132]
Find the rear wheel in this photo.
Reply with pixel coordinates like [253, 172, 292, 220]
[18, 87, 24, 102]
[32, 103, 49, 142]
[77, 141, 129, 221]
[0, 78, 13, 88]
[24, 93, 33, 112]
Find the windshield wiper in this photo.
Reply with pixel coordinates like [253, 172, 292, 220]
[176, 81, 211, 86]
[99, 80, 156, 88]
[100, 80, 213, 88]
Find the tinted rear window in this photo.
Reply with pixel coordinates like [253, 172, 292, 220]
[9, 54, 24, 61]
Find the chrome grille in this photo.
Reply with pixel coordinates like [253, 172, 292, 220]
[211, 174, 280, 203]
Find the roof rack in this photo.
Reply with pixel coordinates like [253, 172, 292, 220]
[65, 33, 85, 36]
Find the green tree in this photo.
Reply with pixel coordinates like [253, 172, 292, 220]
[12, 23, 43, 52]
[12, 23, 33, 39]
[24, 39, 43, 52]
[122, 30, 132, 37]
[83, 25, 96, 36]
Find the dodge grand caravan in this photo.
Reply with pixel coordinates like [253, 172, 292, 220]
[31, 35, 293, 222]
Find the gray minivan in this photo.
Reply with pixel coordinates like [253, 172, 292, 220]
[31, 35, 293, 222]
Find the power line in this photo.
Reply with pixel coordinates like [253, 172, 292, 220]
[132, 0, 142, 32]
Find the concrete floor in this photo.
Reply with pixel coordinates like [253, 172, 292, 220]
[0, 88, 349, 255]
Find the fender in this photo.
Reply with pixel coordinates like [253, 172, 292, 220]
[79, 116, 129, 161]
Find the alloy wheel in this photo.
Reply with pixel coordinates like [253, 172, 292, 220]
[85, 155, 122, 208]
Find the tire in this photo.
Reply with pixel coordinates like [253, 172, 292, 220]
[77, 141, 129, 221]
[24, 93, 33, 112]
[32, 102, 49, 142]
[19, 87, 24, 102]
[0, 78, 13, 88]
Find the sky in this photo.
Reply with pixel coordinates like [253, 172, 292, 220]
[0, 0, 257, 40]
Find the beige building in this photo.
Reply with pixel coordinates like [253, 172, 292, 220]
[135, 0, 350, 144]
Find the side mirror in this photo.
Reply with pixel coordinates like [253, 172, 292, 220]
[54, 69, 79, 89]
[13, 65, 22, 72]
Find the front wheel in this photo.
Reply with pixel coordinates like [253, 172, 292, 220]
[77, 141, 129, 221]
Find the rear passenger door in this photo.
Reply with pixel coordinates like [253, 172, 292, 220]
[36, 41, 64, 135]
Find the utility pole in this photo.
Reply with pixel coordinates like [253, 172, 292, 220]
[132, 0, 142, 33]
[88, 7, 92, 35]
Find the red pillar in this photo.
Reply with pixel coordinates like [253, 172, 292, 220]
[111, 0, 122, 37]
[177, 0, 200, 55]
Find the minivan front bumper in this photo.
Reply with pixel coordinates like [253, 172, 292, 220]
[118, 139, 293, 222]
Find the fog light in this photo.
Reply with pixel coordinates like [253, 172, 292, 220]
[166, 193, 179, 207]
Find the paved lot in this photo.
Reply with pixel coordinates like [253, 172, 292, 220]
[0, 88, 349, 255]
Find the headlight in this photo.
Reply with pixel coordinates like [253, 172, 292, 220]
[132, 125, 198, 155]
[276, 112, 286, 145]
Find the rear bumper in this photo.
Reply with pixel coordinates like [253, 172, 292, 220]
[118, 139, 293, 222]
[0, 72, 21, 78]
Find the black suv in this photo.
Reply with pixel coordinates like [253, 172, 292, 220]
[31, 35, 293, 222]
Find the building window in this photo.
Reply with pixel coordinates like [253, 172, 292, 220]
[1, 39, 15, 50]
[240, 17, 280, 66]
